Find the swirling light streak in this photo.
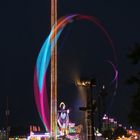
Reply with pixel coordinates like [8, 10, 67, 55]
[107, 60, 118, 95]
[106, 60, 119, 114]
[34, 14, 118, 132]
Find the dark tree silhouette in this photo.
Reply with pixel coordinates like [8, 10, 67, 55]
[113, 126, 127, 138]
[127, 43, 140, 127]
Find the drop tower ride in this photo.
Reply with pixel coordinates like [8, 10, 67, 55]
[50, 0, 57, 139]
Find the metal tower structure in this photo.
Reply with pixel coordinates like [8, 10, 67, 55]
[51, 0, 57, 139]
[76, 78, 96, 140]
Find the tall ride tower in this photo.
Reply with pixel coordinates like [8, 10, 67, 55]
[51, 0, 57, 139]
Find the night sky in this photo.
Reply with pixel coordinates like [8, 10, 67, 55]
[0, 0, 140, 128]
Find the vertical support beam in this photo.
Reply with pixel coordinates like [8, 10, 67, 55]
[6, 96, 10, 140]
[51, 0, 57, 139]
[86, 87, 94, 140]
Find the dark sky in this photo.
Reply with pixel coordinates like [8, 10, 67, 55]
[0, 0, 140, 128]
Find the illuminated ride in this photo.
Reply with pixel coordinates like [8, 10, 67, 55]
[57, 102, 70, 136]
[28, 102, 81, 140]
[34, 14, 118, 136]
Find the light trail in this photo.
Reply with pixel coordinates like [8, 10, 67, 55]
[34, 14, 118, 132]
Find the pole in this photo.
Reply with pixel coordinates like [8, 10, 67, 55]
[51, 0, 57, 139]
[86, 85, 95, 140]
[6, 96, 10, 140]
[98, 94, 102, 132]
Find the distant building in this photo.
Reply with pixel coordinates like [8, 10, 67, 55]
[0, 129, 7, 140]
[102, 114, 117, 131]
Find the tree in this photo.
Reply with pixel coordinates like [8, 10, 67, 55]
[127, 43, 140, 127]
[113, 126, 127, 139]
[102, 129, 113, 139]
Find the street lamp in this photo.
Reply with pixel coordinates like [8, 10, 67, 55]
[76, 78, 96, 140]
